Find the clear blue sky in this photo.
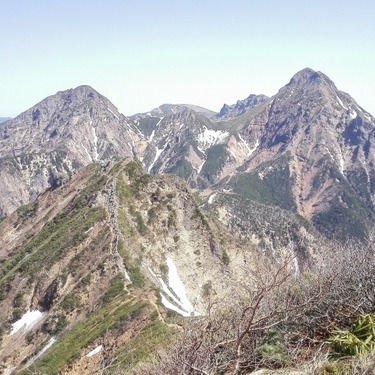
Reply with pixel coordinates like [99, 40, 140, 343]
[1, 0, 375, 117]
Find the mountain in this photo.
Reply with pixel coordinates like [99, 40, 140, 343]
[135, 68, 375, 241]
[130, 103, 216, 121]
[0, 86, 147, 215]
[215, 93, 269, 120]
[0, 158, 320, 373]
[0, 117, 11, 124]
[1, 68, 374, 242]
[226, 68, 375, 240]
[1, 68, 375, 373]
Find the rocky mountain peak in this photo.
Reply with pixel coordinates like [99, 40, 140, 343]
[216, 93, 268, 120]
[286, 67, 331, 87]
[0, 85, 146, 215]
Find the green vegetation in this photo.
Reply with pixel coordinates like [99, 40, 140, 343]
[108, 315, 175, 372]
[23, 297, 147, 375]
[200, 144, 229, 183]
[101, 274, 125, 304]
[312, 164, 372, 241]
[118, 240, 146, 289]
[165, 158, 193, 180]
[330, 315, 375, 357]
[229, 156, 296, 211]
[221, 249, 230, 265]
[0, 169, 108, 297]
[14, 201, 38, 227]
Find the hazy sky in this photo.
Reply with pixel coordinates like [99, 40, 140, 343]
[2, 0, 375, 117]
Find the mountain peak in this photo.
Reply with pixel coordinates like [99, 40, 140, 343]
[287, 67, 332, 88]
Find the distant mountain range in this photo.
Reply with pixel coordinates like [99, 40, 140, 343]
[0, 117, 11, 124]
[0, 68, 374, 241]
[1, 67, 375, 373]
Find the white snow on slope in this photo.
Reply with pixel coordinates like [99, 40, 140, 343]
[156, 117, 163, 126]
[160, 294, 190, 316]
[82, 144, 93, 162]
[148, 130, 156, 143]
[164, 258, 198, 316]
[148, 145, 166, 173]
[238, 133, 259, 157]
[32, 337, 56, 361]
[147, 260, 199, 317]
[336, 96, 348, 110]
[124, 269, 131, 281]
[325, 147, 335, 162]
[192, 160, 205, 174]
[86, 345, 103, 357]
[198, 127, 229, 150]
[349, 109, 357, 119]
[9, 310, 45, 336]
[107, 107, 119, 120]
[338, 147, 345, 174]
[91, 122, 99, 161]
[208, 193, 217, 204]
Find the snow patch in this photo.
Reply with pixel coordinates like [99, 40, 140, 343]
[238, 133, 259, 157]
[164, 258, 198, 316]
[9, 310, 45, 336]
[338, 147, 345, 174]
[208, 193, 217, 204]
[180, 123, 185, 129]
[192, 160, 205, 174]
[197, 127, 229, 150]
[82, 144, 93, 162]
[127, 142, 135, 156]
[336, 96, 348, 110]
[160, 294, 190, 316]
[229, 150, 237, 159]
[325, 147, 335, 162]
[349, 109, 357, 119]
[86, 345, 103, 357]
[124, 269, 131, 281]
[148, 145, 166, 173]
[107, 108, 119, 120]
[150, 259, 199, 317]
[32, 337, 56, 361]
[148, 130, 156, 143]
[156, 117, 163, 126]
[91, 122, 99, 161]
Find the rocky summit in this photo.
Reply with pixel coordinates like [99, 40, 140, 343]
[0, 85, 146, 216]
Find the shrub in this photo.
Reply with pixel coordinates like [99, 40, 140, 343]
[330, 315, 375, 357]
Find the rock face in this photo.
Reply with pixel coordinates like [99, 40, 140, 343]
[216, 93, 269, 120]
[0, 86, 146, 215]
